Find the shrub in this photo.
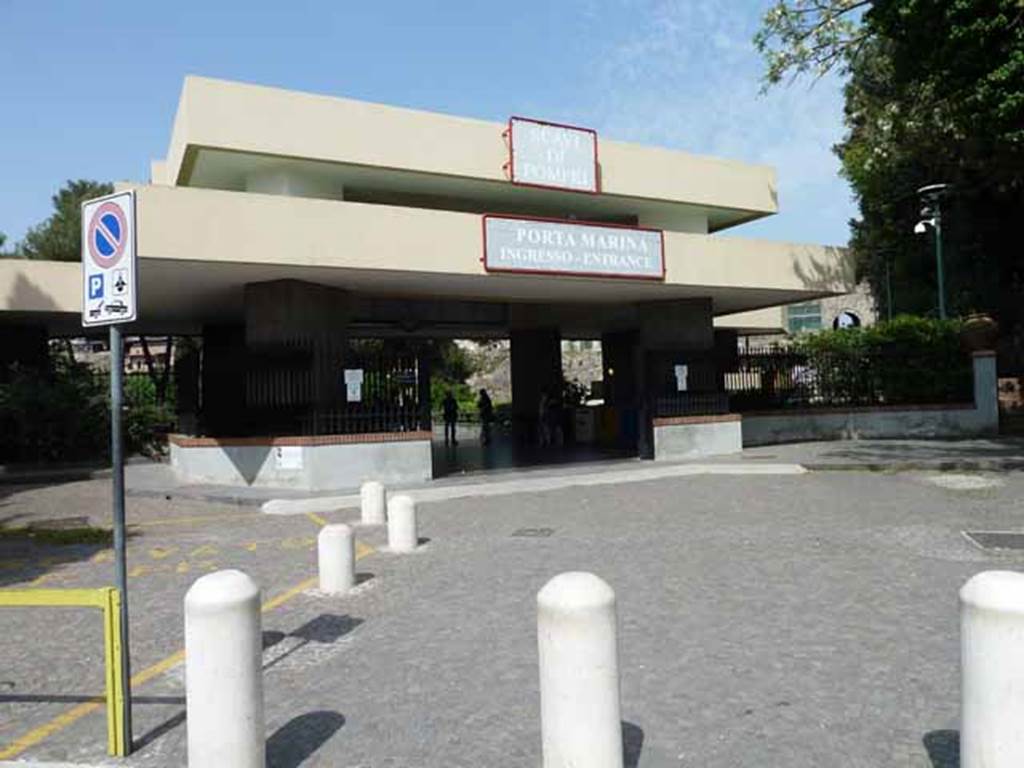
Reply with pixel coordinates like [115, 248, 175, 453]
[792, 316, 971, 405]
[0, 358, 108, 463]
[124, 374, 176, 456]
[0, 357, 178, 464]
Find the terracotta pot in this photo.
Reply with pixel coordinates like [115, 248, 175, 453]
[960, 313, 999, 352]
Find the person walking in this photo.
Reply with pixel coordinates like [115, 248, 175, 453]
[477, 388, 494, 446]
[442, 390, 459, 446]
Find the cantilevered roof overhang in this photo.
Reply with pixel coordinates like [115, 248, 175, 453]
[1, 184, 846, 337]
[155, 76, 779, 233]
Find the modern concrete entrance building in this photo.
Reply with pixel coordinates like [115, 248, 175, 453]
[0, 76, 851, 488]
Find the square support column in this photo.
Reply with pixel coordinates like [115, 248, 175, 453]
[244, 280, 352, 414]
[510, 327, 562, 445]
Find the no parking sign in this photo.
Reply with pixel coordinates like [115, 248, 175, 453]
[81, 190, 137, 327]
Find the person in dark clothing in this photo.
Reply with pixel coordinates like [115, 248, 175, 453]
[477, 388, 494, 446]
[442, 390, 459, 446]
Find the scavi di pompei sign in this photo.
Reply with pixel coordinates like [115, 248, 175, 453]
[483, 215, 664, 280]
[507, 117, 598, 193]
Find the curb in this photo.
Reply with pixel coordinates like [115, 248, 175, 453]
[0, 457, 155, 485]
[804, 460, 1024, 473]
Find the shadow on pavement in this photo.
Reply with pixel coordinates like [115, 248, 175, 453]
[135, 708, 188, 751]
[923, 729, 959, 767]
[623, 720, 644, 768]
[817, 438, 1024, 464]
[0, 511, 124, 589]
[266, 710, 345, 768]
[262, 614, 364, 673]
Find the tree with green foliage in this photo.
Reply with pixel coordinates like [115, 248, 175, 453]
[755, 0, 871, 87]
[429, 340, 477, 415]
[793, 315, 971, 404]
[757, 0, 1024, 366]
[9, 179, 114, 260]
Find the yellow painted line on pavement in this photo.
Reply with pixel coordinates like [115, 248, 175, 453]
[0, 542, 376, 760]
[306, 512, 328, 527]
[260, 576, 318, 613]
[0, 698, 105, 760]
[130, 511, 260, 528]
[132, 649, 186, 687]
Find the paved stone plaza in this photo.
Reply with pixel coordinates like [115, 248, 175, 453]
[2, 460, 1024, 766]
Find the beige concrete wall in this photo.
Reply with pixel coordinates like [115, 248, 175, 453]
[715, 283, 877, 336]
[668, 233, 849, 293]
[163, 76, 777, 217]
[714, 306, 785, 334]
[818, 282, 877, 327]
[0, 260, 80, 313]
[0, 186, 844, 326]
[133, 184, 844, 296]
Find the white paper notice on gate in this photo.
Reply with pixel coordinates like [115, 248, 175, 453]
[674, 364, 688, 392]
[344, 369, 364, 403]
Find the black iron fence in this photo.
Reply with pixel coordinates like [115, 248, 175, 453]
[203, 342, 429, 437]
[725, 348, 973, 411]
[653, 392, 730, 418]
[301, 405, 428, 435]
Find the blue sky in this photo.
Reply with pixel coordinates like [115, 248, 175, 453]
[0, 0, 855, 246]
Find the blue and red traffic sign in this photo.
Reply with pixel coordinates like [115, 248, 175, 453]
[81, 191, 137, 327]
[87, 202, 129, 269]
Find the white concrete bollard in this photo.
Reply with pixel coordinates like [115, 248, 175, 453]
[318, 523, 355, 595]
[185, 569, 265, 768]
[386, 494, 418, 552]
[361, 480, 386, 525]
[961, 570, 1024, 767]
[537, 571, 623, 768]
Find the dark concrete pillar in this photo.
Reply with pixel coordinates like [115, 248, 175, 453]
[243, 280, 352, 423]
[200, 324, 246, 435]
[600, 330, 647, 455]
[635, 299, 718, 454]
[174, 339, 201, 435]
[510, 327, 562, 444]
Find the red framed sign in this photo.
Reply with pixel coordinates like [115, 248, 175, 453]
[507, 116, 599, 194]
[482, 214, 664, 281]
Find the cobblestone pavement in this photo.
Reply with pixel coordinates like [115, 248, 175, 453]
[3, 469, 1024, 766]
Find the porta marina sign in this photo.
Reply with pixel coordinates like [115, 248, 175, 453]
[483, 215, 664, 280]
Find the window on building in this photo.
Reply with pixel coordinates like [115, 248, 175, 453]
[786, 302, 822, 334]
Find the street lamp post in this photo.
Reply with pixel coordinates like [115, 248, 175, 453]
[914, 183, 951, 320]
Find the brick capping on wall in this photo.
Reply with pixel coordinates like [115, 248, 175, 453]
[168, 431, 433, 448]
[652, 414, 743, 427]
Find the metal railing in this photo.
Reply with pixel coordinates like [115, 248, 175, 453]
[653, 392, 730, 418]
[0, 587, 127, 757]
[725, 348, 973, 411]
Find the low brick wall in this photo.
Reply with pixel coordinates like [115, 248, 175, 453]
[168, 431, 432, 491]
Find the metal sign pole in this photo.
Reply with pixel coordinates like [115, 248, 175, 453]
[109, 323, 133, 754]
